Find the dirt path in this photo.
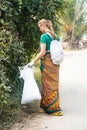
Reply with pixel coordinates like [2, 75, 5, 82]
[10, 49, 87, 130]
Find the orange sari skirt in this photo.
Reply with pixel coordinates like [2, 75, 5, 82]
[40, 53, 61, 114]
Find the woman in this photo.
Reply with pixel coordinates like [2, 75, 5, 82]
[28, 19, 63, 116]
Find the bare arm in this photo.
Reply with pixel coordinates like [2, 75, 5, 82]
[33, 44, 46, 64]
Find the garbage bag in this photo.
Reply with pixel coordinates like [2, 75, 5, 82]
[19, 66, 41, 104]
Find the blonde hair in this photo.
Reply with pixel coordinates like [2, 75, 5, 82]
[38, 19, 54, 35]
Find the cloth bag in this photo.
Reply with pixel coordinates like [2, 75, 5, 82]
[47, 33, 64, 65]
[20, 66, 41, 104]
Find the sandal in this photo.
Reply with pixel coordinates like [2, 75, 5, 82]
[52, 111, 63, 116]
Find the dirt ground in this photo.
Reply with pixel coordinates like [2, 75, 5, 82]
[10, 49, 87, 130]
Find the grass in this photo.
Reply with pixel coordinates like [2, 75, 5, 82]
[34, 61, 42, 91]
[0, 99, 23, 130]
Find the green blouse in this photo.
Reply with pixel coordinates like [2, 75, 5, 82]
[40, 33, 60, 50]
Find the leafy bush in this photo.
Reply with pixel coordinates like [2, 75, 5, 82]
[0, 83, 11, 114]
[0, 25, 24, 129]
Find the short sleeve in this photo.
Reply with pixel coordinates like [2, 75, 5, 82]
[40, 34, 46, 44]
[58, 37, 60, 41]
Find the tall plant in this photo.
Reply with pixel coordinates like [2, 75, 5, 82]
[57, 0, 87, 48]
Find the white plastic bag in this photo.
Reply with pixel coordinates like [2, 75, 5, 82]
[19, 66, 41, 104]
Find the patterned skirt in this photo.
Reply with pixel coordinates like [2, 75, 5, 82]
[40, 53, 61, 114]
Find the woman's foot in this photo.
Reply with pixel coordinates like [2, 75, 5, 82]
[39, 108, 45, 113]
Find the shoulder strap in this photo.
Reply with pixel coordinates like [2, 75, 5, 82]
[46, 33, 57, 40]
[46, 33, 53, 39]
